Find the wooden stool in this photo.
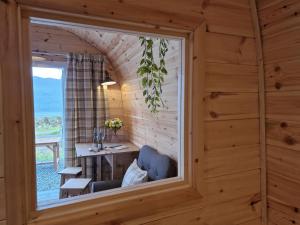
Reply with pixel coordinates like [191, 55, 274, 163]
[58, 167, 82, 198]
[60, 178, 91, 198]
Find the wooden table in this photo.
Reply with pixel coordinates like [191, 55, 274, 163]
[75, 142, 139, 181]
[35, 137, 60, 171]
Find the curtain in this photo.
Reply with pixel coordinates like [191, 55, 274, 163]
[64, 53, 107, 178]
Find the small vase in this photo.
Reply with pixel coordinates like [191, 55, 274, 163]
[110, 133, 120, 143]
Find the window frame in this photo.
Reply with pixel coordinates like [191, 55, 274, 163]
[18, 5, 206, 225]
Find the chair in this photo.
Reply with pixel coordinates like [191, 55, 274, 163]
[91, 145, 177, 192]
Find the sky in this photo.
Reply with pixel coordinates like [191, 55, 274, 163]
[32, 67, 63, 79]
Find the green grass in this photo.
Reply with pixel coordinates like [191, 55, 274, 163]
[35, 126, 61, 138]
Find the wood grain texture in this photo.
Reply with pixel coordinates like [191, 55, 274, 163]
[205, 63, 258, 93]
[205, 119, 259, 150]
[204, 92, 259, 121]
[31, 24, 99, 55]
[204, 144, 260, 178]
[205, 32, 257, 65]
[2, 1, 264, 225]
[258, 1, 300, 224]
[0, 178, 6, 220]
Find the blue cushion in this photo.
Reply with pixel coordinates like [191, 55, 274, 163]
[137, 145, 177, 181]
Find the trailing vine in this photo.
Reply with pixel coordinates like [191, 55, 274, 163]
[137, 37, 169, 113]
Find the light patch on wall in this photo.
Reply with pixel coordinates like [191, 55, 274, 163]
[32, 67, 63, 79]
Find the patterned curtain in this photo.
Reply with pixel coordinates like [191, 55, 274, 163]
[64, 53, 107, 178]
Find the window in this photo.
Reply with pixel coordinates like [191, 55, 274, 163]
[19, 7, 204, 223]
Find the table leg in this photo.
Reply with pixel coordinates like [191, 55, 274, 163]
[56, 143, 60, 166]
[96, 156, 102, 181]
[53, 145, 58, 171]
[92, 157, 97, 181]
[111, 155, 116, 180]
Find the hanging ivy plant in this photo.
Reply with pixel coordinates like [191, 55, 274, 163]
[137, 37, 169, 113]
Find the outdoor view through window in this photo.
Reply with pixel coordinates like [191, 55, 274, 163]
[33, 67, 64, 205]
[31, 20, 183, 208]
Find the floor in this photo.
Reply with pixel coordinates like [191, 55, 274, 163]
[36, 162, 63, 206]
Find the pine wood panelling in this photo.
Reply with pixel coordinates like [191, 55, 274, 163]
[266, 119, 300, 151]
[258, 0, 300, 26]
[205, 32, 257, 65]
[205, 119, 259, 150]
[17, 0, 202, 30]
[204, 92, 259, 121]
[265, 59, 300, 92]
[202, 0, 255, 37]
[263, 33, 300, 64]
[268, 198, 300, 225]
[117, 38, 180, 160]
[206, 170, 260, 204]
[204, 144, 260, 178]
[266, 91, 300, 121]
[142, 209, 203, 225]
[204, 195, 261, 225]
[0, 178, 6, 220]
[268, 172, 300, 208]
[31, 24, 99, 55]
[205, 63, 258, 93]
[2, 1, 264, 225]
[258, 1, 300, 223]
[267, 145, 300, 181]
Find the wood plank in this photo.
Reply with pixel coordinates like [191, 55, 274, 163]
[267, 145, 300, 183]
[205, 119, 259, 150]
[266, 91, 300, 121]
[206, 169, 260, 204]
[204, 195, 261, 225]
[0, 221, 6, 225]
[31, 24, 99, 54]
[203, 0, 254, 37]
[266, 119, 300, 151]
[265, 59, 300, 92]
[0, 178, 6, 220]
[204, 144, 260, 178]
[17, 0, 202, 30]
[1, 2, 26, 225]
[268, 172, 300, 208]
[204, 92, 259, 121]
[205, 32, 257, 65]
[268, 198, 300, 225]
[259, 0, 300, 25]
[238, 218, 262, 225]
[205, 62, 258, 93]
[142, 209, 203, 225]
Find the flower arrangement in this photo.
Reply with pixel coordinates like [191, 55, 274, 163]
[104, 118, 123, 135]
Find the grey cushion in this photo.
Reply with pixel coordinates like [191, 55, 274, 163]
[137, 145, 177, 181]
[91, 180, 122, 192]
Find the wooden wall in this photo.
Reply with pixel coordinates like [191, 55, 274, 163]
[116, 38, 180, 160]
[258, 0, 300, 224]
[1, 1, 264, 225]
[203, 1, 261, 224]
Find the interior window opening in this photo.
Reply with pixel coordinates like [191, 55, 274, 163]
[30, 19, 184, 208]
